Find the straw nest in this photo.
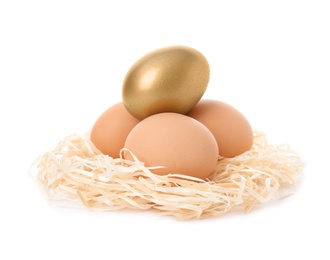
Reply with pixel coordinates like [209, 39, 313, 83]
[30, 130, 304, 220]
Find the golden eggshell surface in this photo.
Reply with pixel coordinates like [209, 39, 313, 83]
[187, 99, 253, 158]
[122, 46, 210, 119]
[90, 102, 140, 158]
[124, 113, 218, 179]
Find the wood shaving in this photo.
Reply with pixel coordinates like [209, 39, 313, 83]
[30, 131, 304, 220]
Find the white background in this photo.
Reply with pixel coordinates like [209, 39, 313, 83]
[1, 0, 329, 259]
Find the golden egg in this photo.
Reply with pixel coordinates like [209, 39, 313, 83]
[122, 46, 210, 119]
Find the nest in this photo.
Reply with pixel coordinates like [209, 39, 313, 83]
[30, 131, 304, 220]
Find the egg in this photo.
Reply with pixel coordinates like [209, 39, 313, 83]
[122, 46, 210, 119]
[187, 99, 253, 158]
[124, 113, 218, 179]
[90, 102, 140, 158]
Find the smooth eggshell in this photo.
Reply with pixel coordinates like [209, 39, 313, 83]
[124, 113, 218, 179]
[187, 99, 253, 158]
[90, 102, 140, 158]
[122, 46, 210, 119]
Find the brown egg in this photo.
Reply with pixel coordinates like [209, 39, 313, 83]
[187, 99, 253, 158]
[124, 113, 218, 179]
[90, 102, 140, 158]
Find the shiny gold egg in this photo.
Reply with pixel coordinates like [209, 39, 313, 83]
[122, 46, 210, 119]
